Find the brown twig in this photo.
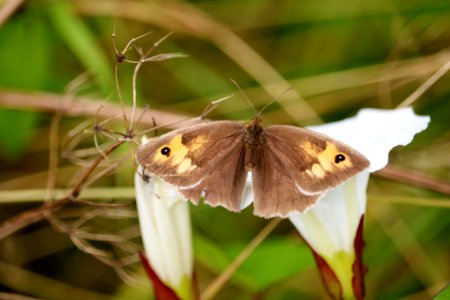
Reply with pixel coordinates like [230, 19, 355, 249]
[368, 195, 450, 208]
[397, 59, 450, 108]
[45, 75, 86, 201]
[0, 292, 42, 300]
[0, 91, 195, 129]
[129, 32, 175, 129]
[0, 0, 24, 27]
[369, 203, 445, 295]
[45, 114, 61, 201]
[374, 165, 450, 195]
[201, 218, 282, 300]
[72, 142, 124, 195]
[0, 141, 124, 240]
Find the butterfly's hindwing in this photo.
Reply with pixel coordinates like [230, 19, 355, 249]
[252, 145, 321, 218]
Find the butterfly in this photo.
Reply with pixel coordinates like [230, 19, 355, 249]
[136, 117, 369, 218]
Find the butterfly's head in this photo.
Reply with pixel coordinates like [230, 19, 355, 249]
[248, 116, 263, 128]
[245, 117, 265, 147]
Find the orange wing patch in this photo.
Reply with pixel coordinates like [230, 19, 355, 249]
[152, 134, 199, 174]
[300, 141, 353, 178]
[317, 143, 353, 170]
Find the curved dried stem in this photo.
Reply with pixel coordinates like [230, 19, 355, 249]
[374, 165, 450, 195]
[201, 218, 282, 300]
[45, 114, 61, 202]
[44, 202, 142, 280]
[0, 0, 24, 27]
[0, 140, 124, 240]
[398, 59, 450, 108]
[93, 104, 112, 160]
[114, 63, 129, 130]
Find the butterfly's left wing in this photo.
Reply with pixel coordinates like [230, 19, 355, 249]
[252, 125, 369, 218]
[137, 121, 248, 212]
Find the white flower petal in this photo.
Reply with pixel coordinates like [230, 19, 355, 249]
[240, 173, 254, 210]
[289, 171, 369, 257]
[171, 199, 194, 275]
[135, 173, 166, 279]
[134, 171, 193, 289]
[308, 107, 430, 171]
[289, 107, 430, 298]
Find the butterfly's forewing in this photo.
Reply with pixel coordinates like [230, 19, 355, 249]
[137, 121, 247, 211]
[252, 125, 370, 217]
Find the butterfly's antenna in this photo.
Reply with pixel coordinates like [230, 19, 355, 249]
[229, 79, 257, 115]
[258, 87, 293, 116]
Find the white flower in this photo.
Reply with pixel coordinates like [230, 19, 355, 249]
[289, 107, 430, 299]
[134, 169, 194, 300]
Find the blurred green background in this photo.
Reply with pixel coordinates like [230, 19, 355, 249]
[0, 0, 449, 299]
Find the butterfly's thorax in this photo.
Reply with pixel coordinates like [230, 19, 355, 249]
[244, 117, 264, 170]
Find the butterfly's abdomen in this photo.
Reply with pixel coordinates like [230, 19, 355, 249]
[244, 118, 264, 170]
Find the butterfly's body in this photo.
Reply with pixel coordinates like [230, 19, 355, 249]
[137, 118, 369, 218]
[243, 117, 264, 170]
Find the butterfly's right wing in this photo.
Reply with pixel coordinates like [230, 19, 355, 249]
[252, 125, 369, 218]
[252, 145, 322, 218]
[137, 121, 248, 211]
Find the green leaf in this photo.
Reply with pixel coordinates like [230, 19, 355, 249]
[435, 284, 450, 300]
[0, 8, 51, 160]
[0, 111, 40, 160]
[45, 1, 115, 96]
[111, 274, 153, 300]
[193, 233, 257, 290]
[164, 54, 230, 96]
[193, 233, 232, 272]
[194, 234, 315, 291]
[227, 237, 315, 290]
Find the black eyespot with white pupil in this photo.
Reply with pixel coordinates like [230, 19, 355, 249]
[335, 154, 346, 163]
[161, 146, 171, 156]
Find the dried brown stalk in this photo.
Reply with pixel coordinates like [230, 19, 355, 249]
[201, 218, 283, 300]
[374, 165, 450, 195]
[0, 0, 24, 27]
[0, 141, 124, 240]
[0, 90, 195, 129]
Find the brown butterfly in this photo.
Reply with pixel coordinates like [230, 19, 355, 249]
[136, 115, 370, 218]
